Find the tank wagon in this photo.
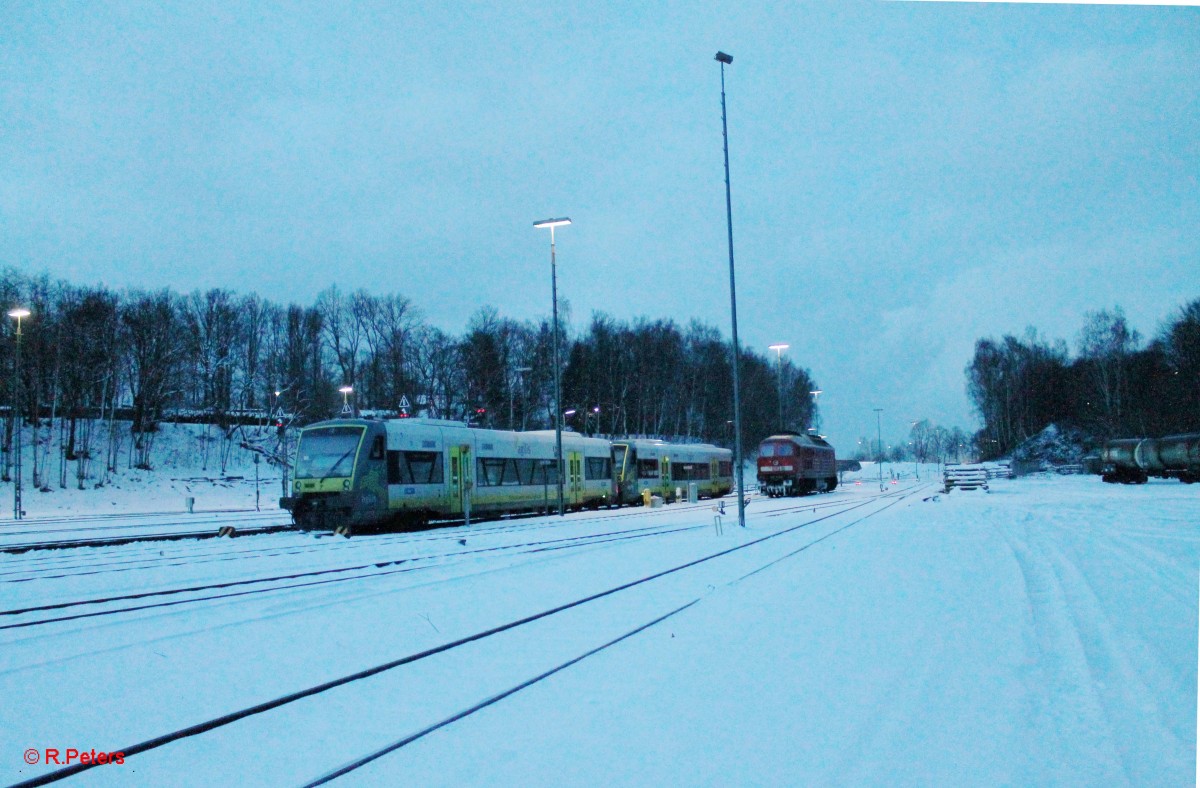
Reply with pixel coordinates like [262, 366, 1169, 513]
[610, 438, 733, 504]
[757, 432, 838, 497]
[1101, 433, 1200, 484]
[282, 418, 736, 533]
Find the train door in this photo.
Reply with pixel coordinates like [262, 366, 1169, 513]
[448, 444, 471, 516]
[710, 458, 719, 494]
[568, 451, 583, 505]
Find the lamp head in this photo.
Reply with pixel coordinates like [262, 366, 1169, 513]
[714, 51, 733, 64]
[8, 308, 30, 319]
[533, 217, 572, 229]
[339, 386, 353, 394]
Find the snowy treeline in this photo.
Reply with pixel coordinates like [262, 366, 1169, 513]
[0, 270, 818, 477]
[844, 421, 973, 465]
[966, 300, 1200, 459]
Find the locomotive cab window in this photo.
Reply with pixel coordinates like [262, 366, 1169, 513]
[294, 426, 365, 479]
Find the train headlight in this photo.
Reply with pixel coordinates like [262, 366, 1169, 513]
[343, 479, 351, 491]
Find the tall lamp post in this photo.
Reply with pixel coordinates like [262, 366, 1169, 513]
[768, 343, 788, 431]
[339, 385, 354, 416]
[715, 50, 745, 529]
[8, 308, 29, 520]
[809, 389, 823, 433]
[874, 407, 884, 490]
[534, 217, 571, 517]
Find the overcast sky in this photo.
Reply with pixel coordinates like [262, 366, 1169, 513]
[2, 1, 1197, 447]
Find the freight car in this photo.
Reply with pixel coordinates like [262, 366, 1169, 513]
[282, 418, 614, 532]
[756, 432, 838, 497]
[610, 438, 734, 504]
[1100, 433, 1200, 484]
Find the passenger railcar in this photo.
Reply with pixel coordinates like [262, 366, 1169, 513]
[282, 418, 614, 532]
[756, 432, 838, 497]
[1101, 433, 1200, 484]
[610, 439, 734, 504]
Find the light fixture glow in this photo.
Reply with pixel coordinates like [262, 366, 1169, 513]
[533, 217, 572, 229]
[7, 308, 30, 319]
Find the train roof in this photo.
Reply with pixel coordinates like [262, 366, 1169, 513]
[762, 431, 834, 449]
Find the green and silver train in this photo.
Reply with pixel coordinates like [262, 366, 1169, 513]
[611, 438, 734, 505]
[282, 418, 734, 533]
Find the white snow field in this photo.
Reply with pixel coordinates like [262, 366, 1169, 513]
[0, 473, 1195, 787]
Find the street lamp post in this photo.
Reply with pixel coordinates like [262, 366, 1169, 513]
[768, 343, 788, 431]
[339, 386, 354, 417]
[715, 50, 746, 529]
[534, 217, 571, 517]
[874, 408, 884, 490]
[8, 308, 29, 520]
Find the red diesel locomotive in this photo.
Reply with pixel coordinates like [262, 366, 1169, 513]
[757, 432, 838, 497]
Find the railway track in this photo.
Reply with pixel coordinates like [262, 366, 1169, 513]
[0, 519, 712, 631]
[3, 488, 893, 609]
[11, 483, 923, 787]
[0, 487, 858, 582]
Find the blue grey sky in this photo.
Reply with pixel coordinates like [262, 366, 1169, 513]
[2, 1, 1197, 447]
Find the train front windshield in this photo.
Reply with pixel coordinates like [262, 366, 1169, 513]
[295, 426, 365, 479]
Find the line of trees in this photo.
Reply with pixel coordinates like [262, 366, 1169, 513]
[0, 269, 819, 486]
[965, 300, 1200, 460]
[846, 420, 973, 465]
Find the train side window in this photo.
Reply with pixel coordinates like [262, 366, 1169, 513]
[478, 458, 508, 486]
[586, 457, 610, 480]
[386, 450, 408, 484]
[637, 459, 659, 478]
[370, 435, 385, 460]
[540, 459, 559, 486]
[500, 459, 521, 485]
[406, 451, 443, 484]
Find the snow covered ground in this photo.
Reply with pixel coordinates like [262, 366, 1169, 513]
[1, 472, 1195, 786]
[0, 421, 287, 519]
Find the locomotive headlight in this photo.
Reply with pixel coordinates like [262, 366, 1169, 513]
[342, 479, 351, 491]
[293, 480, 300, 491]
